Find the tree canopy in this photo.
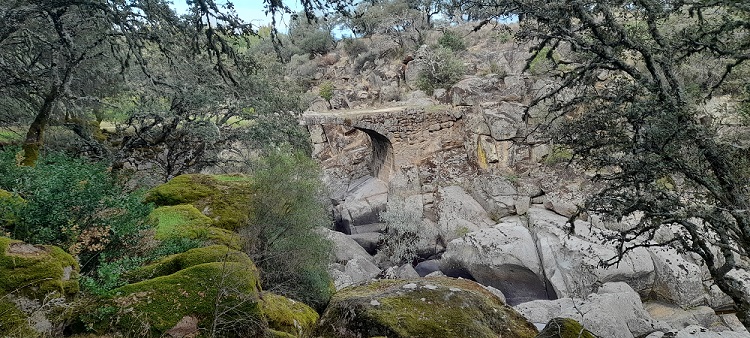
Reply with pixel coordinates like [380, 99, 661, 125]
[487, 0, 750, 328]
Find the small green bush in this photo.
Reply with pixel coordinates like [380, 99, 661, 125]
[438, 30, 466, 51]
[319, 81, 334, 106]
[242, 149, 333, 310]
[416, 46, 466, 95]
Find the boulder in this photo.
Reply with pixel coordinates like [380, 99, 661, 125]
[104, 253, 263, 337]
[146, 174, 254, 230]
[646, 326, 750, 338]
[261, 292, 319, 337]
[348, 232, 380, 255]
[317, 227, 375, 264]
[329, 257, 381, 290]
[315, 277, 538, 337]
[536, 317, 596, 338]
[336, 176, 388, 233]
[0, 237, 79, 299]
[469, 175, 518, 219]
[436, 186, 495, 242]
[647, 247, 706, 307]
[149, 205, 241, 250]
[515, 282, 670, 338]
[483, 102, 525, 141]
[126, 245, 250, 282]
[644, 302, 731, 332]
[528, 207, 655, 298]
[440, 220, 552, 305]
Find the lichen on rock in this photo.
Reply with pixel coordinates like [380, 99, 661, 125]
[315, 277, 538, 338]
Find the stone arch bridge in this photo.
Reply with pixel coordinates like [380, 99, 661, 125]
[300, 105, 467, 183]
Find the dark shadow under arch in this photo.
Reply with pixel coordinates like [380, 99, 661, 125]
[356, 127, 394, 181]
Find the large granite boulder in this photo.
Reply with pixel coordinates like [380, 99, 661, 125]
[440, 219, 552, 305]
[469, 175, 518, 219]
[647, 247, 706, 307]
[261, 292, 319, 338]
[335, 176, 388, 233]
[436, 185, 495, 242]
[528, 207, 655, 298]
[516, 282, 670, 338]
[315, 277, 538, 337]
[317, 227, 380, 290]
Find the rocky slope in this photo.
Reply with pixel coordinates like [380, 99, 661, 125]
[300, 23, 750, 337]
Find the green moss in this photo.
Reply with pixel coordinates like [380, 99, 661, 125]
[149, 205, 241, 249]
[0, 237, 80, 299]
[111, 261, 263, 336]
[145, 174, 254, 230]
[0, 298, 37, 337]
[261, 292, 319, 337]
[214, 174, 253, 182]
[127, 245, 252, 283]
[315, 277, 538, 338]
[544, 145, 574, 165]
[536, 317, 596, 338]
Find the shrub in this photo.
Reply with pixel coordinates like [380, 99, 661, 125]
[0, 149, 153, 275]
[438, 30, 466, 51]
[319, 81, 334, 107]
[241, 149, 333, 309]
[342, 38, 368, 57]
[416, 46, 466, 95]
[377, 196, 426, 265]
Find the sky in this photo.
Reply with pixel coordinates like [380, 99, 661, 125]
[170, 0, 299, 30]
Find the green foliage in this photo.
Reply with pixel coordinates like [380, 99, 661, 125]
[242, 149, 333, 310]
[417, 46, 466, 95]
[378, 197, 425, 265]
[319, 81, 335, 104]
[0, 150, 153, 275]
[289, 15, 335, 56]
[438, 30, 466, 51]
[543, 145, 574, 165]
[528, 46, 558, 75]
[0, 297, 37, 338]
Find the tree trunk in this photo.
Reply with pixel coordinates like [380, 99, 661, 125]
[21, 88, 58, 166]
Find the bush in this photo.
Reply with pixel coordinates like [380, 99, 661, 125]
[416, 46, 466, 95]
[319, 81, 334, 105]
[241, 149, 333, 309]
[438, 30, 466, 51]
[0, 149, 153, 275]
[342, 38, 368, 57]
[377, 196, 427, 265]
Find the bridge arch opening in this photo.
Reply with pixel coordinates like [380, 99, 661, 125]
[356, 127, 394, 181]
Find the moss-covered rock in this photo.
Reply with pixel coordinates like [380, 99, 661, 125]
[0, 297, 37, 337]
[149, 205, 241, 249]
[261, 292, 319, 337]
[536, 317, 597, 338]
[126, 245, 252, 282]
[109, 260, 263, 337]
[315, 277, 538, 338]
[145, 174, 254, 230]
[0, 237, 79, 299]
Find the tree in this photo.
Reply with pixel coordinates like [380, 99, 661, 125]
[490, 0, 750, 328]
[0, 0, 340, 167]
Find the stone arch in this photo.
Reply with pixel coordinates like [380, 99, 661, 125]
[356, 127, 394, 181]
